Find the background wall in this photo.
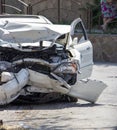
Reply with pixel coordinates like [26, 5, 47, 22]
[89, 34, 117, 63]
[25, 0, 94, 24]
[2, 0, 94, 25]
[4, 0, 24, 14]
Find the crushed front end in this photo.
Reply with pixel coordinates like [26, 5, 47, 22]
[0, 16, 107, 105]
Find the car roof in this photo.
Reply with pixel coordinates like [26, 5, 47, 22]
[0, 14, 53, 24]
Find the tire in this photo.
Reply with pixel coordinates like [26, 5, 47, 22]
[61, 95, 78, 103]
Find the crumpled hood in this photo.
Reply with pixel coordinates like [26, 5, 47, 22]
[0, 22, 71, 43]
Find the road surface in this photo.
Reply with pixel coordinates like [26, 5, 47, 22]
[0, 63, 117, 130]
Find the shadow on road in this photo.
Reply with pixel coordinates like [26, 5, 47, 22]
[0, 102, 103, 111]
[38, 125, 117, 130]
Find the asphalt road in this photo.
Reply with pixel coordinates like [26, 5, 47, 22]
[0, 63, 117, 130]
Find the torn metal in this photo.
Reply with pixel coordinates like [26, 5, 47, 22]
[0, 15, 107, 105]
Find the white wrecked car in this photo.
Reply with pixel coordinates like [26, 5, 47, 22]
[0, 15, 107, 105]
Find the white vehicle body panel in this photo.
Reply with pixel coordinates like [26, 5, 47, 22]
[0, 22, 71, 43]
[0, 15, 107, 105]
[0, 15, 52, 27]
[0, 69, 29, 105]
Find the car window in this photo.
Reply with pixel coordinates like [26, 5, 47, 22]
[74, 21, 88, 44]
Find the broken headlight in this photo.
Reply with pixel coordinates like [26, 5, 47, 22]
[53, 62, 77, 74]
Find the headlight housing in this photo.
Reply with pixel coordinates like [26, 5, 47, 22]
[53, 62, 78, 74]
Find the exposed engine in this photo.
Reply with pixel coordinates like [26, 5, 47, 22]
[0, 44, 78, 104]
[0, 44, 77, 83]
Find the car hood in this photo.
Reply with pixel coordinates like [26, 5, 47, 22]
[0, 22, 71, 43]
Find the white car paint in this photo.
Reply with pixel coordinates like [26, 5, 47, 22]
[0, 15, 107, 104]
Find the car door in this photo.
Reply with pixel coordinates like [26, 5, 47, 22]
[70, 18, 93, 78]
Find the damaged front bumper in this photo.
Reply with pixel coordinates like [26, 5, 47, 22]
[0, 65, 107, 105]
